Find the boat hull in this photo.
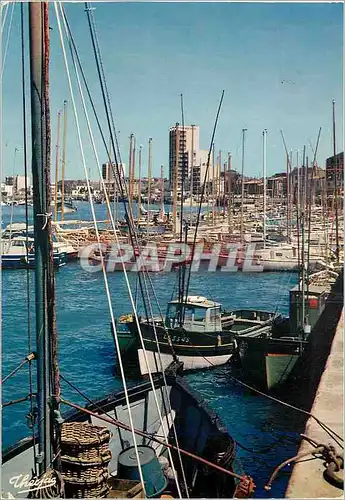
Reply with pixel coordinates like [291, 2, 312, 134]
[117, 321, 236, 376]
[2, 375, 237, 498]
[1, 252, 67, 269]
[138, 348, 233, 375]
[236, 336, 303, 390]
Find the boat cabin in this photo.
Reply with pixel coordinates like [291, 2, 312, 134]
[165, 295, 222, 332]
[289, 283, 330, 334]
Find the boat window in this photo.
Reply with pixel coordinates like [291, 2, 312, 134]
[193, 307, 206, 322]
[184, 307, 194, 321]
[166, 303, 178, 321]
[209, 307, 220, 323]
[276, 252, 283, 257]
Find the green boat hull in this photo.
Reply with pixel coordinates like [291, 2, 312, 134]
[237, 336, 303, 390]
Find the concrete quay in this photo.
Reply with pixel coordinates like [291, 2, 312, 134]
[286, 308, 344, 498]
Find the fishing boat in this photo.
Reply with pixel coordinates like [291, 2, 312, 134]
[117, 296, 238, 375]
[234, 271, 338, 390]
[2, 4, 255, 498]
[115, 99, 251, 374]
[233, 106, 343, 391]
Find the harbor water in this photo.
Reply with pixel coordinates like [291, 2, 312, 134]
[2, 202, 303, 497]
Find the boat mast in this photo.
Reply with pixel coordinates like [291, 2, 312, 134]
[147, 137, 152, 237]
[296, 150, 301, 279]
[286, 152, 290, 242]
[138, 145, 142, 219]
[60, 99, 67, 222]
[212, 142, 215, 226]
[240, 128, 247, 243]
[132, 136, 136, 217]
[227, 152, 232, 233]
[54, 110, 61, 221]
[301, 150, 307, 337]
[263, 129, 267, 248]
[218, 150, 222, 212]
[190, 124, 195, 218]
[332, 99, 340, 264]
[173, 123, 179, 237]
[160, 164, 165, 219]
[29, 1, 56, 473]
[128, 133, 134, 215]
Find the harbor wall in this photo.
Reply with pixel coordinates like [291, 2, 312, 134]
[285, 274, 344, 498]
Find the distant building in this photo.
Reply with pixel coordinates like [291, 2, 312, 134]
[102, 162, 126, 197]
[290, 165, 326, 201]
[191, 150, 214, 194]
[326, 152, 344, 195]
[169, 124, 199, 193]
[243, 178, 263, 196]
[5, 176, 14, 186]
[267, 173, 287, 197]
[15, 175, 30, 193]
[1, 183, 13, 200]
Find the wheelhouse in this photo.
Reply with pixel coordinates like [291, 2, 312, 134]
[165, 296, 222, 332]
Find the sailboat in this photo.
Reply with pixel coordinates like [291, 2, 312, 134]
[2, 4, 254, 498]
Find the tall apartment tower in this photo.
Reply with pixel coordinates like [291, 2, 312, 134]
[169, 124, 200, 193]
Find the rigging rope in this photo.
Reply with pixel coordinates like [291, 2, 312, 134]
[1, 0, 15, 77]
[175, 338, 343, 449]
[83, 2, 151, 323]
[2, 353, 35, 384]
[183, 91, 225, 315]
[60, 397, 248, 482]
[61, 5, 175, 352]
[60, 5, 187, 494]
[20, 1, 37, 475]
[1, 2, 9, 31]
[54, 4, 147, 496]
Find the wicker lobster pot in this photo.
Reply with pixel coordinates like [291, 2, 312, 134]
[60, 422, 112, 498]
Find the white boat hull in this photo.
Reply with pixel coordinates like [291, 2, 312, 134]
[138, 349, 233, 375]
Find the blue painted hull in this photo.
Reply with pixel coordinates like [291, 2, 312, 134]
[1, 252, 67, 269]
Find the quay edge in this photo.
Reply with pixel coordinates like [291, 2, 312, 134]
[285, 306, 344, 498]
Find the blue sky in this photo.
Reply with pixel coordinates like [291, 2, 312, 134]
[2, 1, 343, 181]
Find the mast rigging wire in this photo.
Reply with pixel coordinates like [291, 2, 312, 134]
[60, 6, 173, 345]
[58, 5, 187, 495]
[60, 4, 176, 354]
[54, 5, 148, 495]
[183, 90, 225, 314]
[60, 397, 248, 482]
[79, 2, 180, 354]
[1, 0, 15, 77]
[84, 1, 153, 322]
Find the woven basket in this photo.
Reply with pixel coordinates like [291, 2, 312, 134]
[61, 422, 111, 463]
[65, 482, 109, 499]
[62, 467, 108, 485]
[61, 422, 111, 447]
[61, 448, 112, 467]
[60, 422, 112, 498]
